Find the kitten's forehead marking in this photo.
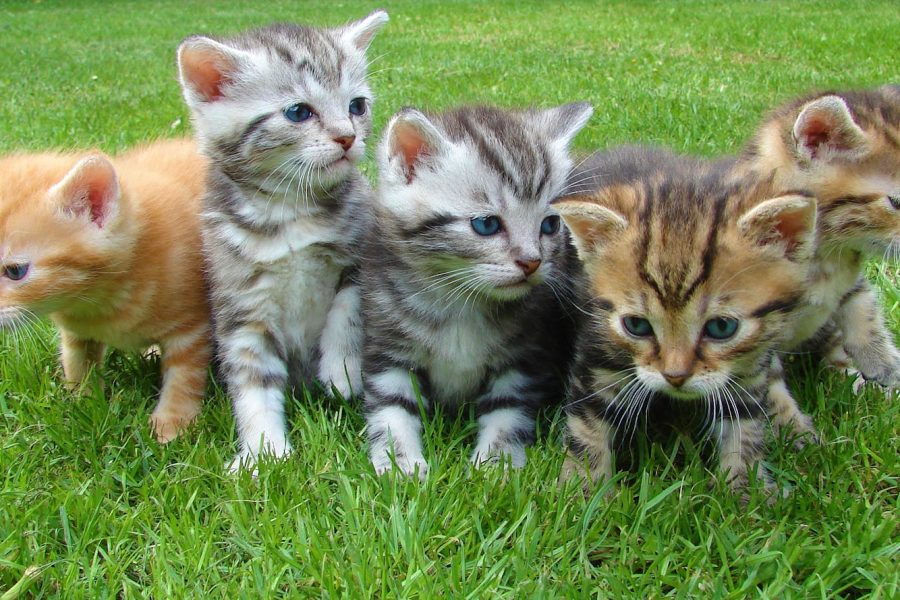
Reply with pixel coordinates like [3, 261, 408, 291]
[449, 110, 554, 203]
[636, 182, 725, 310]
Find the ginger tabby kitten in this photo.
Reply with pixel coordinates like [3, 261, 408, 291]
[736, 85, 900, 439]
[0, 139, 211, 442]
[556, 148, 817, 497]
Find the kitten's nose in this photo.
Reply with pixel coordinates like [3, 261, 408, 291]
[515, 259, 541, 277]
[334, 135, 356, 151]
[663, 372, 689, 388]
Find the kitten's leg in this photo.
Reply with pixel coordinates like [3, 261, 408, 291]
[766, 355, 818, 447]
[716, 415, 777, 500]
[59, 329, 105, 388]
[317, 282, 363, 399]
[836, 280, 900, 391]
[365, 368, 429, 479]
[150, 324, 211, 443]
[470, 370, 538, 469]
[219, 322, 292, 470]
[559, 408, 615, 491]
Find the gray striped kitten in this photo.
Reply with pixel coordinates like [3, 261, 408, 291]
[361, 103, 592, 477]
[176, 10, 388, 470]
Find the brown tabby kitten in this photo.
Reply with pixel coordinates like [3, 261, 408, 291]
[736, 85, 900, 437]
[556, 148, 817, 495]
[0, 139, 211, 442]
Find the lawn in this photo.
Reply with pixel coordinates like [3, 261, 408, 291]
[1, 0, 898, 597]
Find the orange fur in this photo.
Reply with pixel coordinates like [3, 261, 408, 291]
[0, 139, 211, 442]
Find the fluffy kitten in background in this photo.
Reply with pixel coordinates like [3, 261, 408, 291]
[556, 147, 817, 496]
[0, 139, 211, 442]
[734, 85, 900, 439]
[361, 103, 592, 477]
[177, 10, 388, 469]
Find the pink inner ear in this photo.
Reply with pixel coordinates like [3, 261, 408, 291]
[86, 185, 109, 227]
[183, 54, 229, 101]
[772, 208, 811, 256]
[64, 159, 118, 228]
[394, 124, 431, 183]
[799, 115, 834, 158]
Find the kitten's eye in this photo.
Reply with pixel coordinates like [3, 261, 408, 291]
[349, 97, 367, 116]
[540, 215, 560, 235]
[471, 216, 502, 236]
[284, 103, 314, 123]
[888, 195, 900, 210]
[622, 316, 653, 337]
[3, 264, 29, 281]
[703, 317, 739, 340]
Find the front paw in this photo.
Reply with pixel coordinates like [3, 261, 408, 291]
[558, 454, 613, 497]
[849, 367, 899, 398]
[149, 403, 201, 444]
[722, 467, 786, 505]
[226, 441, 293, 475]
[319, 356, 362, 399]
[470, 443, 527, 470]
[772, 411, 820, 449]
[371, 452, 428, 480]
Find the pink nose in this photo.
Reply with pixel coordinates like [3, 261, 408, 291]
[516, 259, 541, 277]
[334, 135, 355, 151]
[663, 372, 689, 387]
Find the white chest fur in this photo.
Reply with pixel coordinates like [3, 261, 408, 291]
[422, 311, 503, 404]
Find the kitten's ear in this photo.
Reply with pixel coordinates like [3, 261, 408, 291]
[177, 36, 249, 104]
[737, 194, 817, 261]
[51, 155, 120, 228]
[792, 96, 868, 162]
[540, 102, 594, 147]
[340, 9, 389, 51]
[553, 197, 628, 258]
[384, 109, 449, 183]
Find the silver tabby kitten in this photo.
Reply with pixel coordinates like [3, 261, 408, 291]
[177, 10, 388, 469]
[361, 103, 593, 477]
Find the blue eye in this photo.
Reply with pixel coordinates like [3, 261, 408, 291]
[3, 264, 29, 281]
[541, 215, 560, 235]
[703, 317, 739, 340]
[349, 97, 366, 116]
[622, 316, 653, 337]
[284, 103, 314, 123]
[471, 216, 502, 236]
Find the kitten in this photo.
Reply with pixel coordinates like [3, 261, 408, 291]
[361, 103, 593, 477]
[555, 147, 817, 495]
[0, 139, 211, 442]
[735, 85, 900, 436]
[177, 11, 389, 469]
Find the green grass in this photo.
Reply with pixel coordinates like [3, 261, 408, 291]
[1, 0, 898, 596]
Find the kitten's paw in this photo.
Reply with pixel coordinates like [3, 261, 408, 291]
[558, 456, 613, 497]
[772, 409, 819, 448]
[320, 358, 362, 400]
[470, 444, 527, 470]
[226, 441, 293, 475]
[149, 405, 200, 444]
[371, 453, 428, 480]
[724, 470, 786, 505]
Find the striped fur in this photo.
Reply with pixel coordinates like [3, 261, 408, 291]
[556, 147, 817, 496]
[361, 103, 592, 477]
[0, 140, 211, 443]
[735, 85, 900, 436]
[177, 11, 388, 469]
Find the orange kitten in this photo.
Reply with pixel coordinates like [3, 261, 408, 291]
[0, 139, 211, 442]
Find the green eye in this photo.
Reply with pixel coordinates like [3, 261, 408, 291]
[888, 195, 900, 210]
[622, 316, 653, 337]
[703, 317, 739, 340]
